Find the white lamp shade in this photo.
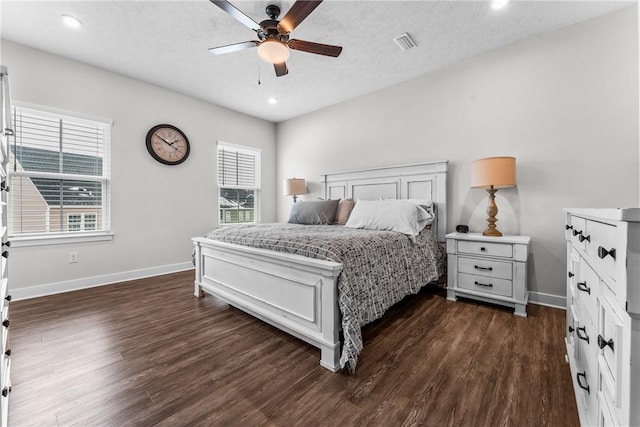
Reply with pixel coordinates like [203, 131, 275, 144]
[283, 178, 306, 196]
[258, 40, 290, 64]
[470, 156, 516, 189]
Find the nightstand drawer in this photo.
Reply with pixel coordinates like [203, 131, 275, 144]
[458, 256, 512, 280]
[458, 273, 512, 297]
[457, 240, 513, 258]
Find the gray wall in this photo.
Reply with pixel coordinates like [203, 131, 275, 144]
[2, 40, 277, 292]
[276, 6, 640, 304]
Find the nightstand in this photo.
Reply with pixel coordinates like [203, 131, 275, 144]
[446, 232, 531, 317]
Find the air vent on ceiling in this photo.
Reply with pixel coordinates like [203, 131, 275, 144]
[393, 32, 417, 52]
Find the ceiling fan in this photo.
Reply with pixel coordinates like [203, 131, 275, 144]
[208, 0, 343, 77]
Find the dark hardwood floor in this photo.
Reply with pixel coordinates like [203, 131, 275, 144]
[7, 270, 579, 426]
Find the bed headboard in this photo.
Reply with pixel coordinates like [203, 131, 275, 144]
[322, 161, 448, 242]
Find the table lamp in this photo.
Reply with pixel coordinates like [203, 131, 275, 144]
[470, 156, 516, 237]
[283, 178, 306, 203]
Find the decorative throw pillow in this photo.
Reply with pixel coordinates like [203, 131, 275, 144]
[403, 199, 435, 227]
[333, 198, 355, 225]
[345, 199, 424, 240]
[288, 199, 339, 225]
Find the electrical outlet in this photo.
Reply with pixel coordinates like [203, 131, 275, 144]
[68, 251, 78, 263]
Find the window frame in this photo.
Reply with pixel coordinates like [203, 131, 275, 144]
[217, 141, 261, 226]
[8, 101, 113, 247]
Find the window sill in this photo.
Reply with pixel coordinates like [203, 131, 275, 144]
[10, 232, 114, 248]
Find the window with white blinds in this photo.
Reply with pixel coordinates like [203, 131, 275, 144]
[9, 104, 111, 239]
[217, 142, 260, 225]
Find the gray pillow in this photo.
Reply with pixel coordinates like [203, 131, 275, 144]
[288, 200, 339, 225]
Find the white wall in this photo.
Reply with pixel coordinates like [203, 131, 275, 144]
[1, 40, 277, 295]
[276, 6, 640, 305]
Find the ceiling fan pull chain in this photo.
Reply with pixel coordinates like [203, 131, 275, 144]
[257, 57, 261, 85]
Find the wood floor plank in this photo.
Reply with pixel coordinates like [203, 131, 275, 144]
[7, 270, 579, 426]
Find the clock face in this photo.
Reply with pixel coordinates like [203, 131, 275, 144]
[145, 124, 190, 165]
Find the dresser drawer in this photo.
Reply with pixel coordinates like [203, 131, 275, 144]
[567, 215, 587, 250]
[577, 261, 599, 327]
[458, 273, 512, 297]
[458, 256, 512, 280]
[585, 220, 624, 287]
[598, 290, 623, 407]
[457, 240, 513, 258]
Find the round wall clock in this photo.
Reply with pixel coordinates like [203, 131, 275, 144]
[145, 124, 190, 165]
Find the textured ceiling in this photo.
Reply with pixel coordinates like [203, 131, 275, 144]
[0, 0, 634, 123]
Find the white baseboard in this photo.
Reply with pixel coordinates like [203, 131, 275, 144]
[529, 291, 566, 310]
[10, 262, 194, 301]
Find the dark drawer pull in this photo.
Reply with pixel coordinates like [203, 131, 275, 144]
[576, 282, 590, 295]
[573, 229, 581, 237]
[1, 251, 8, 259]
[568, 272, 574, 278]
[474, 281, 493, 288]
[4, 349, 10, 357]
[577, 372, 590, 394]
[568, 326, 574, 334]
[4, 295, 10, 302]
[479, 247, 487, 252]
[1, 387, 7, 397]
[2, 319, 9, 328]
[0, 181, 9, 193]
[576, 326, 589, 343]
[598, 246, 616, 260]
[474, 265, 493, 271]
[2, 241, 9, 248]
[579, 234, 591, 243]
[565, 225, 573, 230]
[597, 335, 614, 352]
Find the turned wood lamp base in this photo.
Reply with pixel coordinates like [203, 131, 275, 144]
[482, 187, 503, 237]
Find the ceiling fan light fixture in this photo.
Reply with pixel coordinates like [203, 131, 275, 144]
[258, 40, 290, 64]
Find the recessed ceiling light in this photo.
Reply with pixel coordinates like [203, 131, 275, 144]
[268, 97, 278, 105]
[61, 14, 82, 29]
[490, 0, 510, 10]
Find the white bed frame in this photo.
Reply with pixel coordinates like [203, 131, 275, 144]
[193, 161, 448, 371]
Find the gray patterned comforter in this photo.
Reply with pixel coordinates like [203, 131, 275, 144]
[204, 223, 446, 372]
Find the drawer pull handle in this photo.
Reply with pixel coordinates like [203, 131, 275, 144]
[573, 229, 581, 237]
[1, 387, 7, 397]
[4, 295, 10, 302]
[578, 234, 591, 243]
[2, 241, 9, 248]
[597, 335, 614, 352]
[576, 282, 590, 295]
[597, 246, 616, 260]
[565, 225, 573, 230]
[577, 372, 590, 394]
[2, 319, 8, 328]
[0, 181, 9, 193]
[576, 326, 589, 343]
[4, 349, 10, 357]
[1, 250, 8, 259]
[568, 326, 574, 334]
[474, 281, 493, 288]
[568, 272, 574, 278]
[480, 247, 486, 252]
[474, 265, 493, 271]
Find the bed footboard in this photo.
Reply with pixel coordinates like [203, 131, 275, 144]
[193, 237, 344, 372]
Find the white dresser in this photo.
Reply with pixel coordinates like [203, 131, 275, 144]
[446, 232, 530, 317]
[564, 208, 640, 427]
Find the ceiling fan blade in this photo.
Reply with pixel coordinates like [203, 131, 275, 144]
[208, 41, 259, 55]
[209, 1, 261, 32]
[274, 62, 289, 77]
[288, 39, 342, 57]
[278, 1, 323, 34]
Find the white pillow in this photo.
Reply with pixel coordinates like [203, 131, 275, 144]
[345, 199, 423, 240]
[405, 199, 435, 227]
